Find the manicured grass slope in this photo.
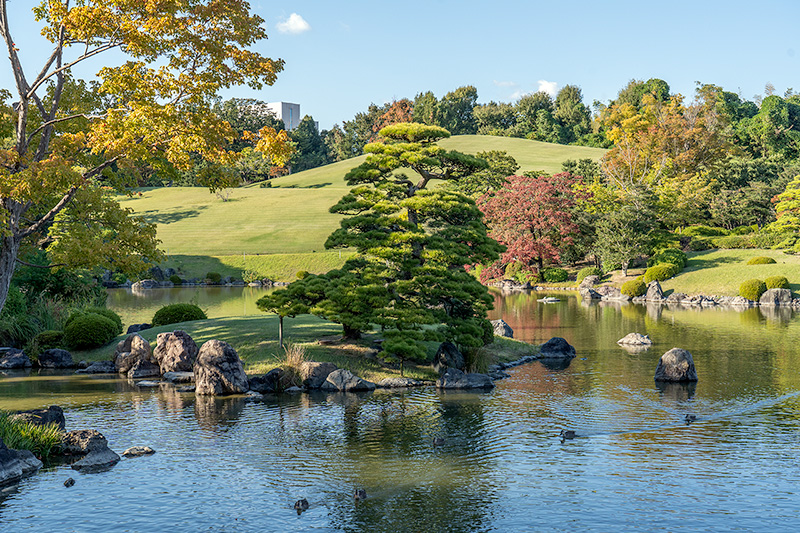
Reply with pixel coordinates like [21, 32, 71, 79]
[120, 135, 606, 263]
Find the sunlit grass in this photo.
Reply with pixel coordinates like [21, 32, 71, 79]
[0, 411, 62, 460]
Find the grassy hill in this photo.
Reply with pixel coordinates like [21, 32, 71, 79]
[119, 135, 605, 279]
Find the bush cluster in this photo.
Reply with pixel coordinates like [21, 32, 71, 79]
[682, 225, 729, 237]
[169, 274, 182, 285]
[26, 330, 65, 361]
[621, 278, 646, 297]
[739, 279, 768, 301]
[648, 248, 687, 269]
[296, 270, 310, 280]
[205, 271, 222, 283]
[765, 276, 790, 289]
[643, 263, 680, 284]
[64, 313, 119, 349]
[576, 266, 603, 283]
[152, 303, 207, 327]
[746, 256, 777, 265]
[542, 268, 568, 283]
[66, 307, 123, 336]
[713, 233, 794, 249]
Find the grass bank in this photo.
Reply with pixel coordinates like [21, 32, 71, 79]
[72, 315, 539, 384]
[163, 251, 353, 282]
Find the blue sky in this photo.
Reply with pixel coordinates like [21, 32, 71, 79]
[4, 1, 799, 130]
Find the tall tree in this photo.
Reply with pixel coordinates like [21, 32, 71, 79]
[437, 85, 479, 135]
[290, 115, 330, 172]
[594, 202, 656, 276]
[0, 0, 285, 315]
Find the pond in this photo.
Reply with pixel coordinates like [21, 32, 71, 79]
[2, 290, 800, 531]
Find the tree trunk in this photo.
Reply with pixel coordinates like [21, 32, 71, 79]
[278, 315, 284, 350]
[622, 259, 630, 277]
[0, 234, 21, 316]
[342, 324, 361, 340]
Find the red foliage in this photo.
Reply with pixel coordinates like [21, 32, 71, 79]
[479, 173, 582, 281]
[374, 99, 414, 133]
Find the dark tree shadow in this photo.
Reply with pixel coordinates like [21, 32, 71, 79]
[140, 206, 207, 225]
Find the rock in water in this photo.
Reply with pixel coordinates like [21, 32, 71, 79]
[248, 368, 284, 393]
[64, 477, 75, 488]
[113, 334, 152, 374]
[153, 330, 198, 373]
[654, 348, 698, 382]
[539, 337, 576, 359]
[122, 446, 156, 458]
[433, 342, 466, 374]
[0, 348, 31, 369]
[194, 340, 249, 395]
[617, 333, 653, 346]
[759, 288, 793, 307]
[300, 362, 338, 389]
[436, 368, 494, 389]
[491, 319, 514, 338]
[61, 429, 120, 472]
[12, 405, 65, 431]
[320, 369, 376, 392]
[645, 281, 664, 302]
[37, 349, 74, 369]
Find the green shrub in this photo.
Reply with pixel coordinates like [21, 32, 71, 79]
[713, 233, 794, 249]
[739, 279, 767, 301]
[205, 271, 222, 283]
[746, 256, 777, 265]
[152, 303, 207, 327]
[576, 266, 603, 283]
[648, 249, 687, 269]
[66, 307, 122, 336]
[169, 274, 182, 285]
[542, 268, 568, 283]
[64, 313, 118, 349]
[765, 276, 790, 289]
[0, 411, 62, 460]
[504, 261, 522, 279]
[621, 278, 647, 297]
[643, 263, 680, 284]
[26, 330, 65, 361]
[687, 237, 714, 251]
[732, 225, 758, 235]
[682, 225, 728, 237]
[296, 270, 310, 280]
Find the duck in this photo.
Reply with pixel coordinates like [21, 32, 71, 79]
[560, 429, 576, 443]
[354, 489, 367, 501]
[684, 414, 697, 424]
[432, 437, 445, 447]
[64, 477, 75, 488]
[294, 498, 309, 513]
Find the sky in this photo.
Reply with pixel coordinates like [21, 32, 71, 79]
[4, 0, 800, 130]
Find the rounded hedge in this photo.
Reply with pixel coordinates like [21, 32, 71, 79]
[64, 313, 118, 349]
[27, 330, 65, 360]
[643, 263, 680, 284]
[169, 274, 182, 285]
[739, 279, 767, 301]
[621, 278, 646, 297]
[765, 276, 790, 290]
[296, 270, 309, 280]
[576, 266, 603, 283]
[648, 248, 687, 269]
[66, 307, 123, 336]
[205, 271, 222, 283]
[543, 268, 568, 283]
[746, 256, 777, 265]
[152, 303, 207, 327]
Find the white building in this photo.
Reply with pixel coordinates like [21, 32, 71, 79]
[266, 102, 301, 131]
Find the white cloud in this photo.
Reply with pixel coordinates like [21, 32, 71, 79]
[538, 80, 558, 97]
[276, 13, 311, 34]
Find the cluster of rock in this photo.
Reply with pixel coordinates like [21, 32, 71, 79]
[0, 346, 86, 371]
[0, 405, 156, 487]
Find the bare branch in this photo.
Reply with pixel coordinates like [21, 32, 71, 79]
[26, 113, 102, 147]
[26, 41, 122, 98]
[15, 258, 66, 269]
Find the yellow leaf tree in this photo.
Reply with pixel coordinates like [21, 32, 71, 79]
[0, 0, 284, 313]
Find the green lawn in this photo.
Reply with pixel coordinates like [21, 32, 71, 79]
[660, 249, 800, 297]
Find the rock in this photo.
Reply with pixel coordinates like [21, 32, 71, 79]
[300, 361, 338, 389]
[194, 340, 249, 396]
[0, 348, 31, 369]
[12, 405, 65, 431]
[377, 377, 425, 388]
[578, 275, 600, 289]
[436, 368, 495, 389]
[127, 359, 161, 379]
[64, 477, 75, 488]
[617, 333, 653, 346]
[149, 266, 165, 281]
[759, 288, 793, 307]
[113, 334, 152, 374]
[433, 342, 466, 374]
[126, 323, 152, 334]
[539, 337, 576, 359]
[729, 296, 754, 307]
[153, 330, 198, 373]
[248, 368, 284, 393]
[176, 386, 196, 393]
[135, 380, 161, 387]
[320, 369, 376, 392]
[71, 448, 121, 471]
[37, 349, 74, 369]
[163, 268, 177, 279]
[75, 360, 116, 374]
[1, 440, 43, 486]
[162, 371, 194, 383]
[579, 288, 602, 300]
[654, 348, 698, 382]
[131, 279, 161, 291]
[665, 292, 687, 305]
[121, 446, 155, 458]
[61, 429, 110, 455]
[645, 281, 664, 301]
[491, 319, 514, 338]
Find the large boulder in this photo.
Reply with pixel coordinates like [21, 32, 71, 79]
[433, 342, 466, 374]
[127, 359, 161, 379]
[75, 360, 116, 374]
[759, 288, 793, 307]
[71, 448, 121, 471]
[248, 368, 284, 393]
[61, 429, 110, 455]
[0, 439, 42, 486]
[320, 369, 376, 392]
[654, 348, 698, 382]
[300, 361, 338, 389]
[436, 368, 494, 389]
[539, 337, 576, 359]
[491, 319, 514, 338]
[578, 275, 600, 289]
[153, 330, 198, 373]
[131, 279, 161, 291]
[617, 333, 653, 346]
[0, 348, 31, 369]
[13, 405, 65, 431]
[194, 340, 249, 395]
[645, 281, 664, 302]
[113, 334, 152, 374]
[37, 348, 74, 369]
[579, 288, 602, 300]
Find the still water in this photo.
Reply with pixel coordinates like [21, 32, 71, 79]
[2, 290, 800, 531]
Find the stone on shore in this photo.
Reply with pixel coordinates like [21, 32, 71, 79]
[0, 440, 42, 486]
[578, 275, 600, 289]
[759, 288, 793, 307]
[153, 330, 198, 373]
[320, 369, 376, 392]
[0, 348, 31, 369]
[579, 288, 602, 300]
[491, 319, 514, 338]
[76, 360, 116, 374]
[539, 337, 576, 359]
[37, 349, 74, 369]
[645, 281, 664, 302]
[654, 348, 698, 382]
[61, 429, 121, 472]
[126, 323, 152, 334]
[194, 340, 249, 395]
[113, 334, 152, 374]
[248, 368, 284, 393]
[12, 405, 65, 431]
[377, 377, 425, 388]
[436, 368, 494, 389]
[433, 342, 466, 374]
[127, 359, 161, 379]
[301, 362, 338, 389]
[617, 333, 653, 346]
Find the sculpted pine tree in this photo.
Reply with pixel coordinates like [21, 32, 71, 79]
[0, 1, 285, 314]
